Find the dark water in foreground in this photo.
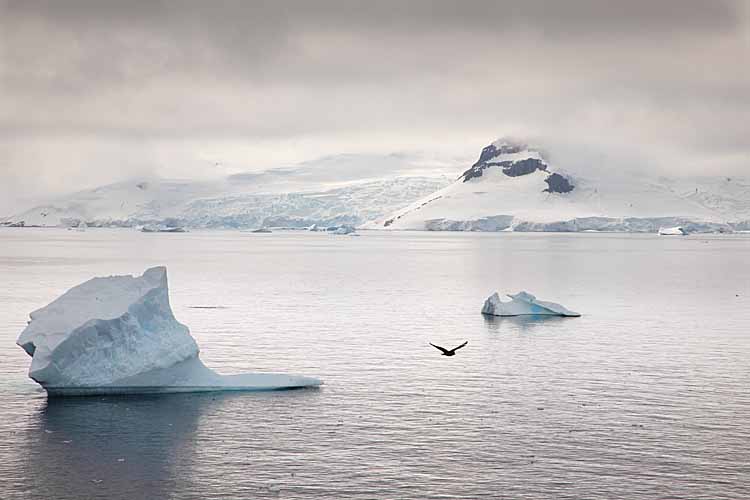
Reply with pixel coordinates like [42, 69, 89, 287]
[1, 229, 749, 499]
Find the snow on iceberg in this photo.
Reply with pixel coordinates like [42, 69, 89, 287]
[481, 291, 580, 317]
[17, 267, 321, 396]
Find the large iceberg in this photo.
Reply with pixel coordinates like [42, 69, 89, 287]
[17, 267, 321, 396]
[482, 291, 580, 317]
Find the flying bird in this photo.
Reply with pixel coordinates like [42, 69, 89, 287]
[429, 341, 468, 356]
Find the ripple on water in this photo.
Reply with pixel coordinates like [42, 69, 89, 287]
[0, 230, 749, 499]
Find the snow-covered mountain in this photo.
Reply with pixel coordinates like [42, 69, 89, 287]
[3, 165, 450, 229]
[5, 142, 748, 233]
[367, 138, 750, 233]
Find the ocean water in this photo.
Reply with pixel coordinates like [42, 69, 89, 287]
[0, 229, 749, 500]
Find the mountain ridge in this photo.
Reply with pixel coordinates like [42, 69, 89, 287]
[5, 141, 749, 233]
[368, 138, 750, 233]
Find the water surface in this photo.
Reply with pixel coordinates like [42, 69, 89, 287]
[1, 229, 748, 499]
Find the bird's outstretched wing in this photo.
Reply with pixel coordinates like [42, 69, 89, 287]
[429, 343, 450, 354]
[452, 341, 468, 352]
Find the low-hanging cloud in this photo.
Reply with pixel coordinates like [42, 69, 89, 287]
[1, 0, 748, 213]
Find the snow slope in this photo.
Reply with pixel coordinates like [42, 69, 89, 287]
[5, 179, 218, 228]
[4, 171, 449, 229]
[178, 177, 449, 229]
[17, 267, 320, 395]
[369, 139, 750, 232]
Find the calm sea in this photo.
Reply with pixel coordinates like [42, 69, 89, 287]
[0, 229, 748, 499]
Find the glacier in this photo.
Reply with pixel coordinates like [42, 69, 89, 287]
[3, 160, 451, 229]
[16, 267, 321, 396]
[482, 291, 580, 317]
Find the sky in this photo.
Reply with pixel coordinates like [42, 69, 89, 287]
[1, 0, 749, 214]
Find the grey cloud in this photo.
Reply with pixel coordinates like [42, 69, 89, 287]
[0, 0, 748, 214]
[3, 0, 742, 93]
[6, 1, 740, 37]
[228, 152, 457, 188]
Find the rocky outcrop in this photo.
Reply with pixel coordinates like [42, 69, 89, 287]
[460, 139, 534, 182]
[382, 195, 443, 227]
[499, 158, 548, 177]
[459, 139, 575, 195]
[544, 173, 575, 193]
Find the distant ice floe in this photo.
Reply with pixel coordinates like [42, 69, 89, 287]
[482, 291, 580, 317]
[17, 267, 320, 396]
[330, 224, 357, 235]
[658, 226, 687, 236]
[140, 225, 187, 233]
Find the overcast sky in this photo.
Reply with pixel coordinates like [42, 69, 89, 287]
[1, 0, 748, 213]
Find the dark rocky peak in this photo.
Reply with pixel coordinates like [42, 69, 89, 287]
[473, 139, 527, 164]
[460, 139, 543, 182]
[544, 173, 575, 193]
[459, 137, 576, 194]
[495, 158, 548, 177]
[475, 144, 500, 165]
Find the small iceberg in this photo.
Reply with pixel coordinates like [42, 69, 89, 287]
[141, 225, 187, 233]
[17, 267, 320, 396]
[331, 225, 357, 235]
[658, 226, 687, 236]
[482, 291, 580, 317]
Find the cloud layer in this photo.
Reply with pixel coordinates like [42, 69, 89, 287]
[1, 0, 748, 212]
